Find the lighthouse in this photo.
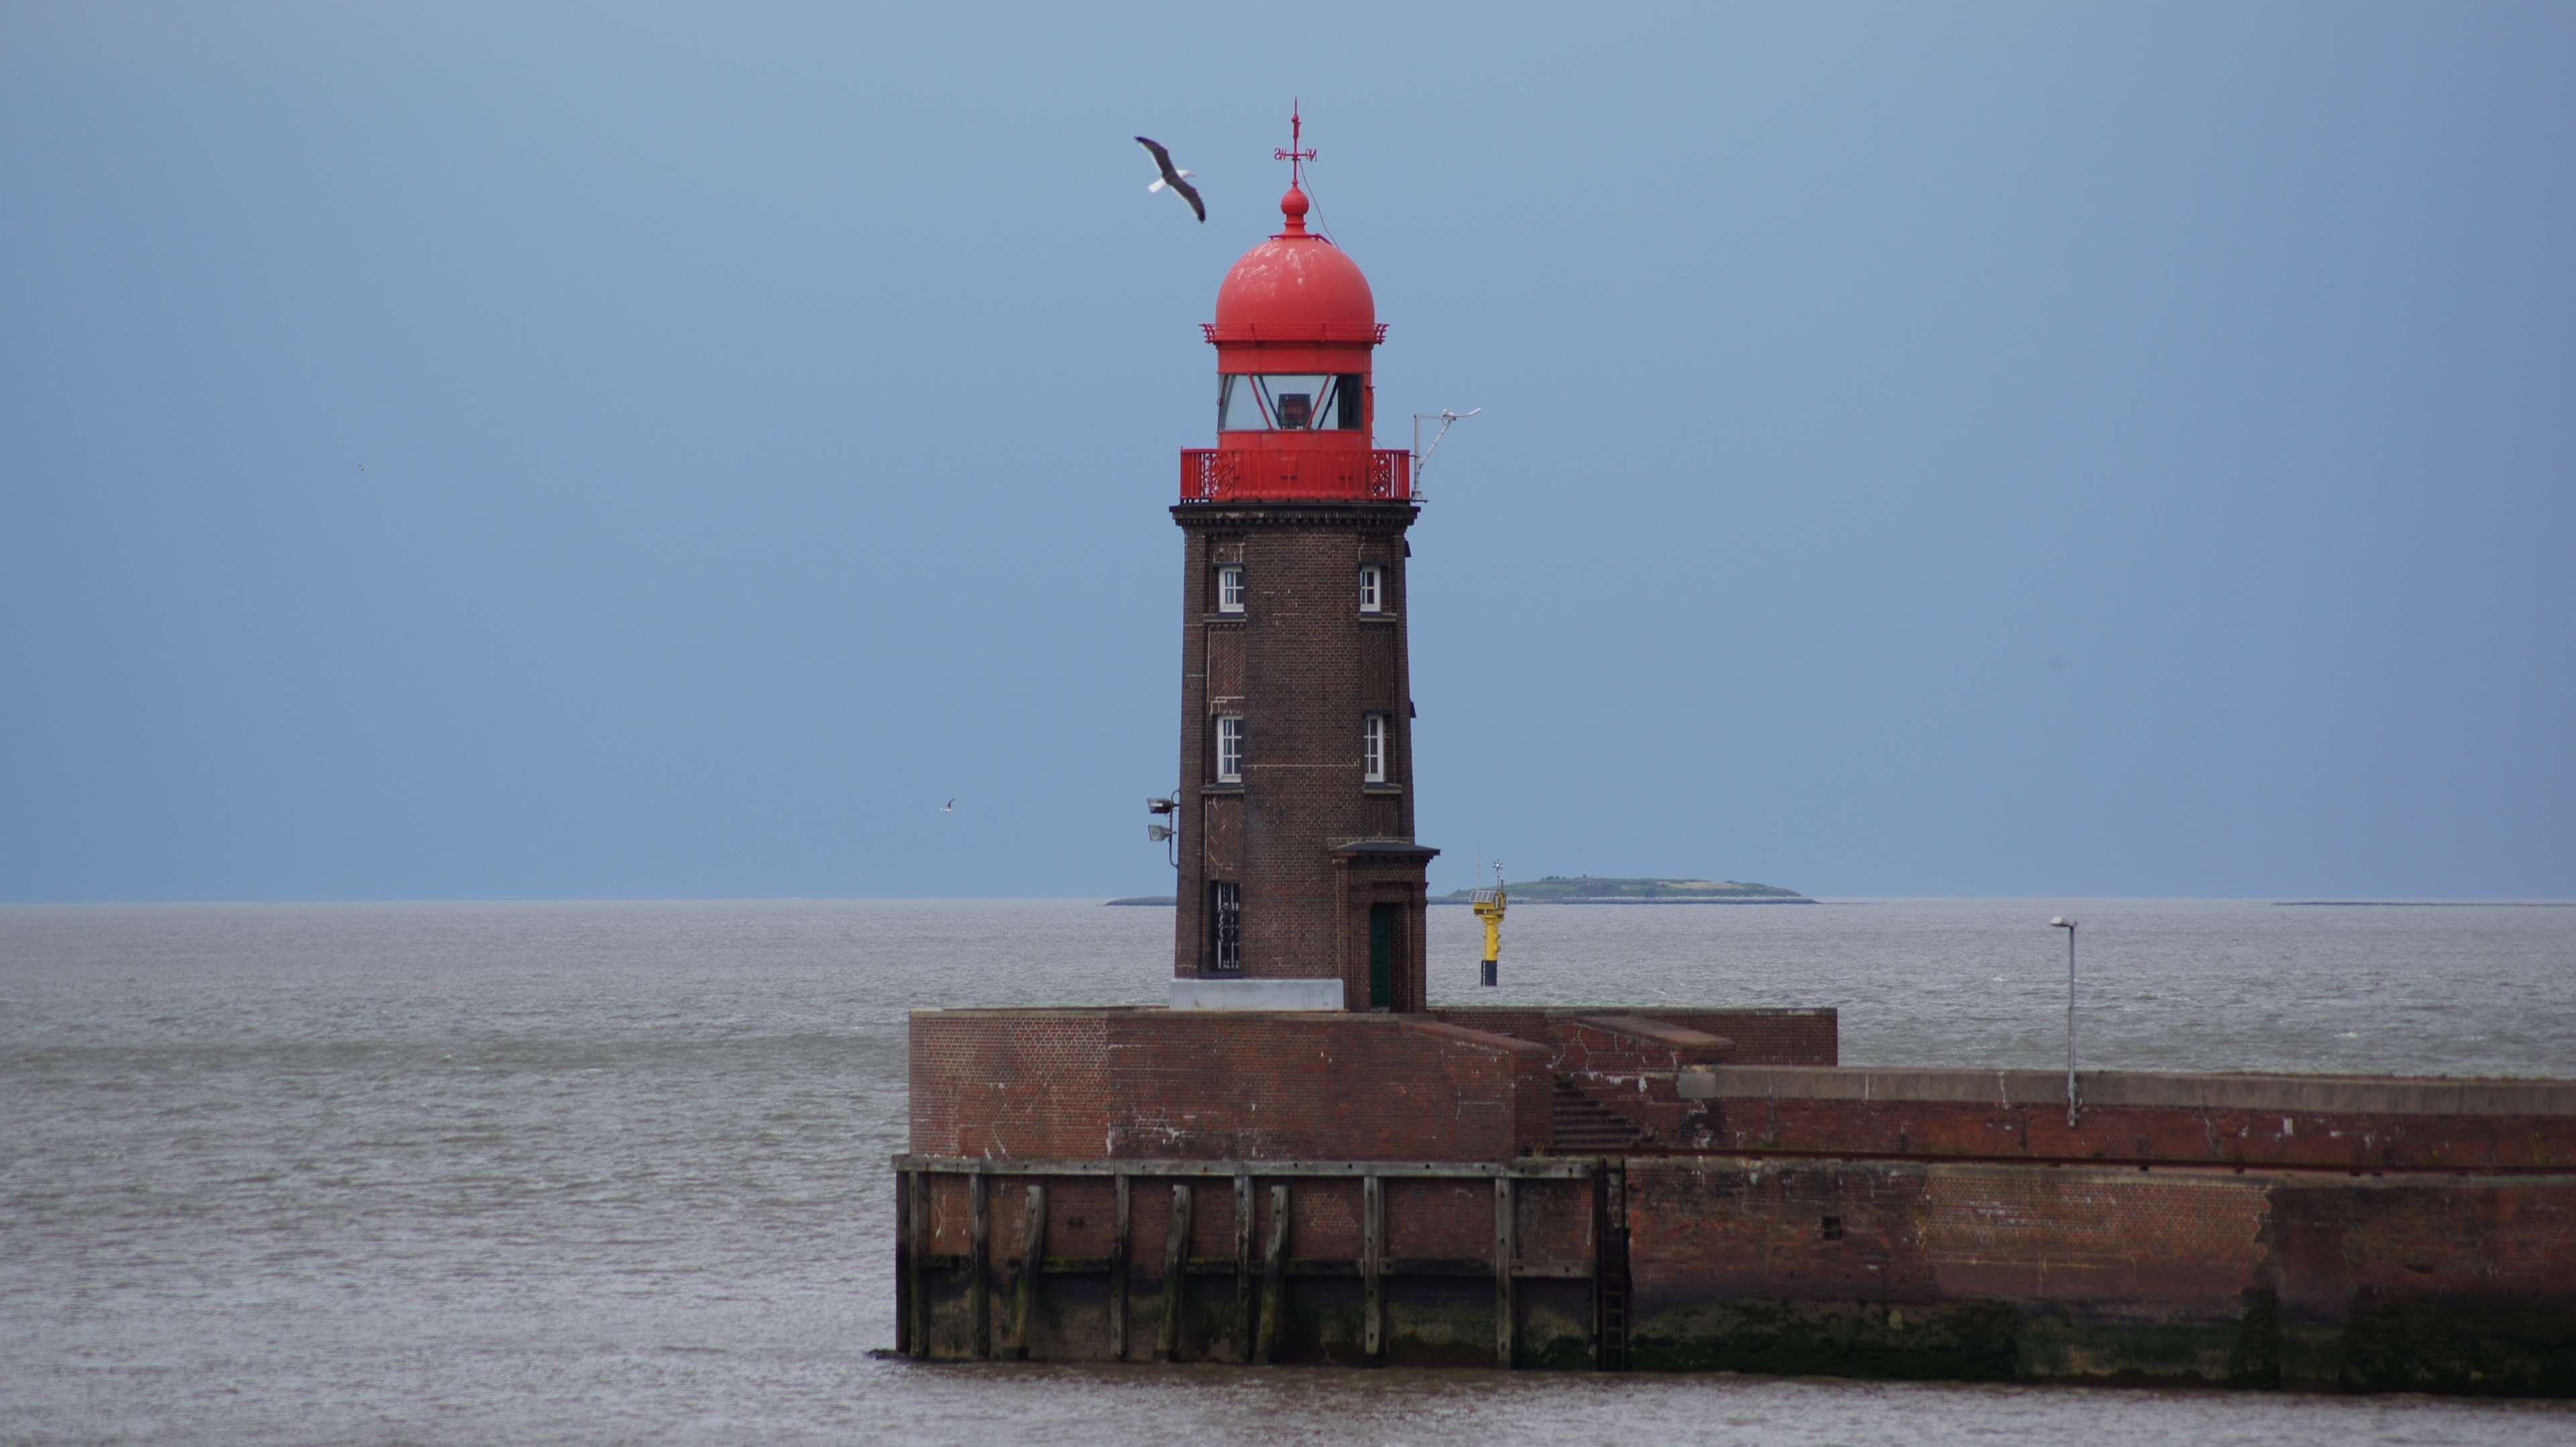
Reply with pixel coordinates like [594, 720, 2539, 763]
[1168, 116, 1436, 1012]
[900, 123, 2576, 1393]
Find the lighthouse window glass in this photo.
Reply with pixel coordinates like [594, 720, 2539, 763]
[1217, 565, 1245, 612]
[1363, 712, 1388, 782]
[1219, 374, 1366, 431]
[1215, 714, 1244, 782]
[1358, 565, 1383, 613]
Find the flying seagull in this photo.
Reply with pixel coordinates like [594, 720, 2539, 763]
[943, 798, 956, 814]
[1134, 136, 1204, 223]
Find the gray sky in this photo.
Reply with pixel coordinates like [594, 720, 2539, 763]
[4, 2, 2570, 902]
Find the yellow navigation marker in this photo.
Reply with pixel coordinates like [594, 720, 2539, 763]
[1470, 863, 1507, 987]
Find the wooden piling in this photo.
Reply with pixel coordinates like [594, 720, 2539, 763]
[968, 1172, 990, 1358]
[1362, 1175, 1384, 1362]
[886, 1155, 1604, 1368]
[1233, 1171, 1254, 1362]
[894, 1169, 913, 1356]
[1109, 1174, 1131, 1360]
[1009, 1183, 1045, 1360]
[1255, 1182, 1288, 1364]
[1157, 1183, 1192, 1361]
[1494, 1175, 1515, 1369]
[907, 1171, 929, 1358]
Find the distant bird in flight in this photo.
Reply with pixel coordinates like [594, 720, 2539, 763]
[943, 798, 956, 814]
[1135, 136, 1204, 223]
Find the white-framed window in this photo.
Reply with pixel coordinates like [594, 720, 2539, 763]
[1362, 712, 1388, 782]
[1217, 564, 1245, 613]
[1216, 714, 1245, 783]
[1358, 564, 1384, 613]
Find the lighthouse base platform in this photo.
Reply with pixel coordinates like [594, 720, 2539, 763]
[899, 1006, 2576, 1393]
[1168, 978, 1346, 1011]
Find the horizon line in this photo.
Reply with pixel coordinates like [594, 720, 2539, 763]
[4, 894, 2571, 908]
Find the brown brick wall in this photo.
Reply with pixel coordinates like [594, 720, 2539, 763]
[923, 1172, 971, 1255]
[1031, 1177, 1119, 1260]
[916, 1008, 2576, 1175]
[1516, 1169, 1596, 1265]
[1383, 1177, 1490, 1259]
[1696, 1097, 2576, 1169]
[1173, 526, 1213, 971]
[1556, 1016, 1735, 1074]
[1294, 1175, 1364, 1259]
[1654, 1010, 1838, 1065]
[1625, 1156, 2576, 1387]
[910, 1011, 1112, 1160]
[1197, 794, 1242, 878]
[911, 1009, 1549, 1161]
[1690, 1067, 2576, 1169]
[1206, 622, 1244, 697]
[1430, 1008, 1839, 1067]
[1626, 1158, 2289, 1322]
[1172, 502, 1427, 993]
[2273, 1178, 2576, 1312]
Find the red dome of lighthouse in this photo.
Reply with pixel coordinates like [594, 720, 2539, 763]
[1209, 186, 1379, 341]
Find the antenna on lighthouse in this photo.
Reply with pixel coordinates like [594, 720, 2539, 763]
[1410, 409, 1484, 495]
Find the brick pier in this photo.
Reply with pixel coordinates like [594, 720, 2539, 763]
[901, 1006, 2576, 1393]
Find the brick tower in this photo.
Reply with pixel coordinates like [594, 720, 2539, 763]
[1169, 116, 1435, 1012]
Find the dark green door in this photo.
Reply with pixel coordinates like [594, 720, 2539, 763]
[1368, 904, 1396, 1011]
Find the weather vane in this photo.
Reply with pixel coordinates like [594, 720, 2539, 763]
[1275, 101, 1316, 191]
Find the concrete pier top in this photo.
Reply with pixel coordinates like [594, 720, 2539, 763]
[1707, 1065, 2576, 1117]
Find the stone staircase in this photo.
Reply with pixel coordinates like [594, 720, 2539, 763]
[1550, 1077, 1646, 1153]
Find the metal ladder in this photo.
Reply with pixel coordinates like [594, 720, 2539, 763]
[1596, 1164, 1631, 1370]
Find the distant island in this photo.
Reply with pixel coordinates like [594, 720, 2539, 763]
[1431, 876, 1815, 905]
[1106, 877, 1817, 906]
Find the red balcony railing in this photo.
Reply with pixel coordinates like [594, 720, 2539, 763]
[1180, 448, 1412, 503]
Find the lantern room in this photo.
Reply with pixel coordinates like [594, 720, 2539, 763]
[1184, 180, 1410, 502]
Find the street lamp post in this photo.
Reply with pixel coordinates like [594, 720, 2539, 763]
[2051, 916, 2079, 1128]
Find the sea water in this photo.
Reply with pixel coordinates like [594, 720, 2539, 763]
[3, 898, 2571, 1444]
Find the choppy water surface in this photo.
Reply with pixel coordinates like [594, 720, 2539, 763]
[3, 898, 2571, 1444]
